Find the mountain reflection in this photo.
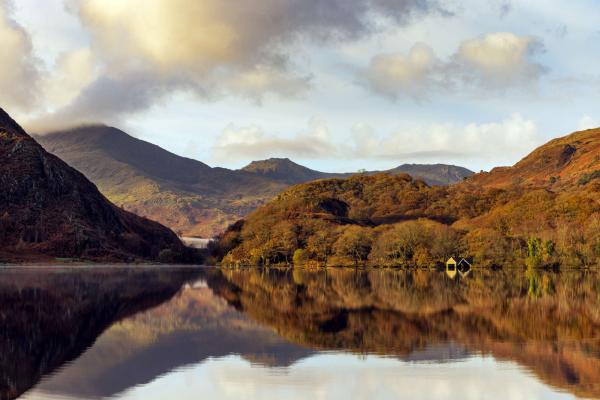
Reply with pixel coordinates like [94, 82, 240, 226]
[0, 267, 202, 400]
[207, 268, 600, 398]
[3, 267, 600, 400]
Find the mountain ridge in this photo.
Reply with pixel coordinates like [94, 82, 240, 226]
[37, 125, 473, 237]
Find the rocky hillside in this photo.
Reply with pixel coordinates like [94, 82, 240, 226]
[0, 109, 190, 262]
[213, 128, 600, 268]
[38, 126, 472, 237]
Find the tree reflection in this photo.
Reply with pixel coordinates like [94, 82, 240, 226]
[207, 267, 600, 398]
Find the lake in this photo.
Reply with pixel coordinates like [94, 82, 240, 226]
[2, 266, 599, 400]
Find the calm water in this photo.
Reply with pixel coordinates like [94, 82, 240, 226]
[2, 266, 600, 400]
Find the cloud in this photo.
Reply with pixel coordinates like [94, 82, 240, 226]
[360, 32, 547, 99]
[356, 113, 540, 165]
[27, 69, 178, 132]
[41, 48, 98, 109]
[212, 113, 541, 167]
[360, 43, 439, 99]
[0, 0, 40, 111]
[578, 115, 598, 130]
[28, 0, 441, 130]
[453, 32, 546, 89]
[212, 119, 337, 161]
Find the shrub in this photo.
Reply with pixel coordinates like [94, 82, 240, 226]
[158, 248, 175, 263]
[293, 249, 308, 266]
[578, 170, 600, 185]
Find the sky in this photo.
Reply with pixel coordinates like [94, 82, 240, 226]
[2, 0, 600, 172]
[28, 354, 576, 400]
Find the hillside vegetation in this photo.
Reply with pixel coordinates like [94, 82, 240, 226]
[213, 128, 600, 268]
[38, 127, 472, 237]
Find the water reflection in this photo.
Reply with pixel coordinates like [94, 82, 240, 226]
[2, 267, 600, 399]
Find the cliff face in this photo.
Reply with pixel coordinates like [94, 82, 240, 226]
[0, 108, 186, 262]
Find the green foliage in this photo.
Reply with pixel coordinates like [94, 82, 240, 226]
[544, 240, 555, 258]
[293, 249, 308, 266]
[578, 170, 600, 185]
[526, 237, 543, 269]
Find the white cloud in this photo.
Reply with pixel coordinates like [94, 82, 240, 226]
[41, 47, 98, 109]
[212, 119, 337, 162]
[360, 43, 439, 99]
[360, 32, 547, 99]
[454, 32, 546, 89]
[578, 115, 598, 131]
[0, 0, 40, 111]
[351, 113, 540, 165]
[212, 113, 541, 167]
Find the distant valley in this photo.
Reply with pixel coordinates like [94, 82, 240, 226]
[37, 126, 473, 237]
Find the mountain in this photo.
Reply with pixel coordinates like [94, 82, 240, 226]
[37, 126, 473, 237]
[0, 109, 189, 263]
[37, 126, 289, 238]
[241, 158, 341, 184]
[469, 128, 600, 188]
[388, 163, 473, 186]
[241, 158, 473, 186]
[0, 267, 200, 400]
[213, 127, 600, 268]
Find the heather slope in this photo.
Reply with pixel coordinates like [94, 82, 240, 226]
[0, 109, 188, 262]
[469, 128, 600, 188]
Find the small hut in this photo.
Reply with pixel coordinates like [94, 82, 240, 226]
[446, 257, 472, 278]
[446, 257, 458, 278]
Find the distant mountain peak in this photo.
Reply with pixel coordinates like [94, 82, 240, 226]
[241, 158, 334, 184]
[243, 157, 300, 169]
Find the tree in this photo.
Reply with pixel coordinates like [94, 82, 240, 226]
[333, 226, 373, 265]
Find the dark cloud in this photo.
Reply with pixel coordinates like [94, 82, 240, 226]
[31, 0, 444, 128]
